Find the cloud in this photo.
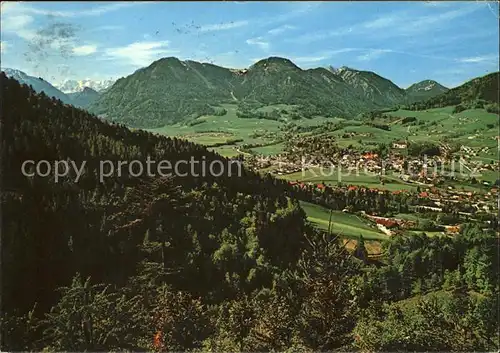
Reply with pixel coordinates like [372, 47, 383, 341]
[2, 13, 36, 40]
[357, 49, 392, 62]
[270, 2, 322, 24]
[243, 3, 322, 31]
[102, 41, 179, 67]
[290, 2, 485, 44]
[456, 54, 499, 64]
[76, 2, 148, 17]
[267, 24, 297, 35]
[1, 2, 150, 18]
[362, 13, 402, 29]
[89, 25, 125, 33]
[199, 20, 249, 33]
[1, 13, 37, 40]
[290, 27, 353, 44]
[291, 55, 330, 64]
[2, 13, 33, 29]
[246, 37, 270, 50]
[398, 4, 483, 34]
[72, 45, 97, 56]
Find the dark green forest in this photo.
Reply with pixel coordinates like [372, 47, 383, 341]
[1, 73, 499, 351]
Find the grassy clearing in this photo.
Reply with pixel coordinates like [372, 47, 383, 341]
[147, 104, 339, 148]
[180, 132, 235, 146]
[147, 104, 281, 145]
[209, 146, 240, 158]
[250, 142, 286, 156]
[299, 201, 388, 240]
[384, 108, 498, 146]
[280, 167, 418, 192]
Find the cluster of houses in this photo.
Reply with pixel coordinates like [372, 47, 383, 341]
[245, 133, 499, 188]
[284, 177, 498, 237]
[243, 140, 498, 235]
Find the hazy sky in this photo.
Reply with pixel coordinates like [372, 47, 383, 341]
[1, 1, 498, 87]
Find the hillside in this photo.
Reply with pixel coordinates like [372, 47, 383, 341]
[1, 70, 311, 318]
[405, 80, 449, 103]
[407, 71, 500, 111]
[3, 68, 101, 108]
[89, 57, 428, 129]
[2, 72, 499, 353]
[328, 66, 407, 108]
[67, 87, 100, 108]
[89, 57, 241, 127]
[239, 58, 378, 116]
[3, 68, 72, 104]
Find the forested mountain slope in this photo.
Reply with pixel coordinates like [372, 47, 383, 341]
[89, 57, 444, 128]
[4, 68, 72, 104]
[4, 68, 101, 108]
[329, 66, 407, 108]
[67, 87, 101, 109]
[1, 73, 498, 352]
[405, 80, 449, 103]
[407, 72, 500, 111]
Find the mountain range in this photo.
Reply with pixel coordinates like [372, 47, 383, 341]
[87, 56, 451, 128]
[3, 68, 101, 110]
[3, 68, 72, 104]
[6, 58, 498, 130]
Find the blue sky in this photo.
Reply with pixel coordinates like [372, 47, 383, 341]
[1, 1, 498, 87]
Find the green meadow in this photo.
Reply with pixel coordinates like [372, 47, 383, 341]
[299, 201, 388, 241]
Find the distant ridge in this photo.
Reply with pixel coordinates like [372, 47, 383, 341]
[328, 66, 407, 108]
[407, 72, 500, 110]
[405, 80, 449, 103]
[2, 57, 465, 129]
[3, 68, 71, 104]
[90, 56, 442, 128]
[3, 68, 100, 109]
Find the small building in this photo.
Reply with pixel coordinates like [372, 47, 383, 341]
[362, 152, 379, 160]
[445, 225, 460, 234]
[392, 141, 408, 149]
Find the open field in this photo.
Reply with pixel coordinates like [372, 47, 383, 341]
[299, 201, 389, 240]
[323, 107, 499, 152]
[281, 168, 419, 192]
[250, 142, 286, 156]
[147, 104, 336, 148]
[148, 106, 498, 194]
[148, 106, 498, 161]
[385, 107, 498, 151]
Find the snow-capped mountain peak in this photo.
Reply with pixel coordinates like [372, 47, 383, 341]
[56, 79, 115, 93]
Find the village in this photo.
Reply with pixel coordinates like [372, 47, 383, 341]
[242, 138, 499, 238]
[246, 139, 498, 185]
